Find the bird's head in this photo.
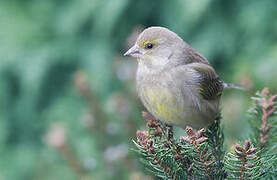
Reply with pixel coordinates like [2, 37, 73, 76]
[124, 27, 186, 68]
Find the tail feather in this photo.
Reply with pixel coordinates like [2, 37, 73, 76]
[223, 83, 245, 91]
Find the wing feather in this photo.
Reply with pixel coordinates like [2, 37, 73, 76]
[188, 63, 224, 100]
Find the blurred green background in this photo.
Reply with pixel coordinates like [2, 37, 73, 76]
[0, 0, 277, 179]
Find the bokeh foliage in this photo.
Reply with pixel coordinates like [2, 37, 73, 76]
[0, 0, 277, 179]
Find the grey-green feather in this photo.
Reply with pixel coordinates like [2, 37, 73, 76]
[188, 63, 224, 100]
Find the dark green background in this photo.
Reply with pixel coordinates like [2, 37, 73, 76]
[0, 0, 276, 179]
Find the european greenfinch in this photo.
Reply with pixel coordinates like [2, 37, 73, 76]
[124, 26, 235, 129]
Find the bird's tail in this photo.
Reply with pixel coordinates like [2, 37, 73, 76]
[223, 83, 245, 91]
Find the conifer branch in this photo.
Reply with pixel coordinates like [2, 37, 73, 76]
[224, 140, 262, 179]
[133, 88, 277, 179]
[205, 115, 225, 178]
[136, 130, 176, 179]
[259, 88, 277, 147]
[225, 88, 277, 179]
[180, 127, 212, 179]
[141, 112, 191, 178]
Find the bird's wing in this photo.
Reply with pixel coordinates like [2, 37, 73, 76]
[186, 46, 210, 65]
[188, 63, 224, 100]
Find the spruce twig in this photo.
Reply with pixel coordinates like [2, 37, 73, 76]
[205, 116, 225, 178]
[224, 140, 261, 179]
[235, 141, 258, 180]
[142, 112, 185, 160]
[133, 88, 277, 179]
[259, 88, 277, 147]
[181, 127, 212, 179]
[136, 130, 176, 179]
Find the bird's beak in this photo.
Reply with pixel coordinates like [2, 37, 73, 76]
[124, 45, 142, 59]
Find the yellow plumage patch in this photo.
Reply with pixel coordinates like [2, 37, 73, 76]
[142, 87, 182, 123]
[139, 40, 156, 48]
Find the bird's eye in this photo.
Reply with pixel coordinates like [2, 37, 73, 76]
[145, 43, 154, 49]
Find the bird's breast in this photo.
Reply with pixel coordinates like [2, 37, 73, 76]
[137, 82, 184, 124]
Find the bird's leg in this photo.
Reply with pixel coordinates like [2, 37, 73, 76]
[215, 114, 222, 121]
[163, 123, 186, 162]
[165, 123, 173, 140]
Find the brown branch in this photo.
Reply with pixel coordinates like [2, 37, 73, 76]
[59, 143, 86, 177]
[181, 127, 211, 179]
[74, 71, 109, 150]
[234, 140, 258, 180]
[142, 112, 183, 160]
[136, 130, 175, 179]
[44, 123, 86, 178]
[259, 88, 277, 147]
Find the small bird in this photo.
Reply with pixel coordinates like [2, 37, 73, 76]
[124, 26, 237, 129]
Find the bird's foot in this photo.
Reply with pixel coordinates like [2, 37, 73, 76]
[165, 123, 173, 140]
